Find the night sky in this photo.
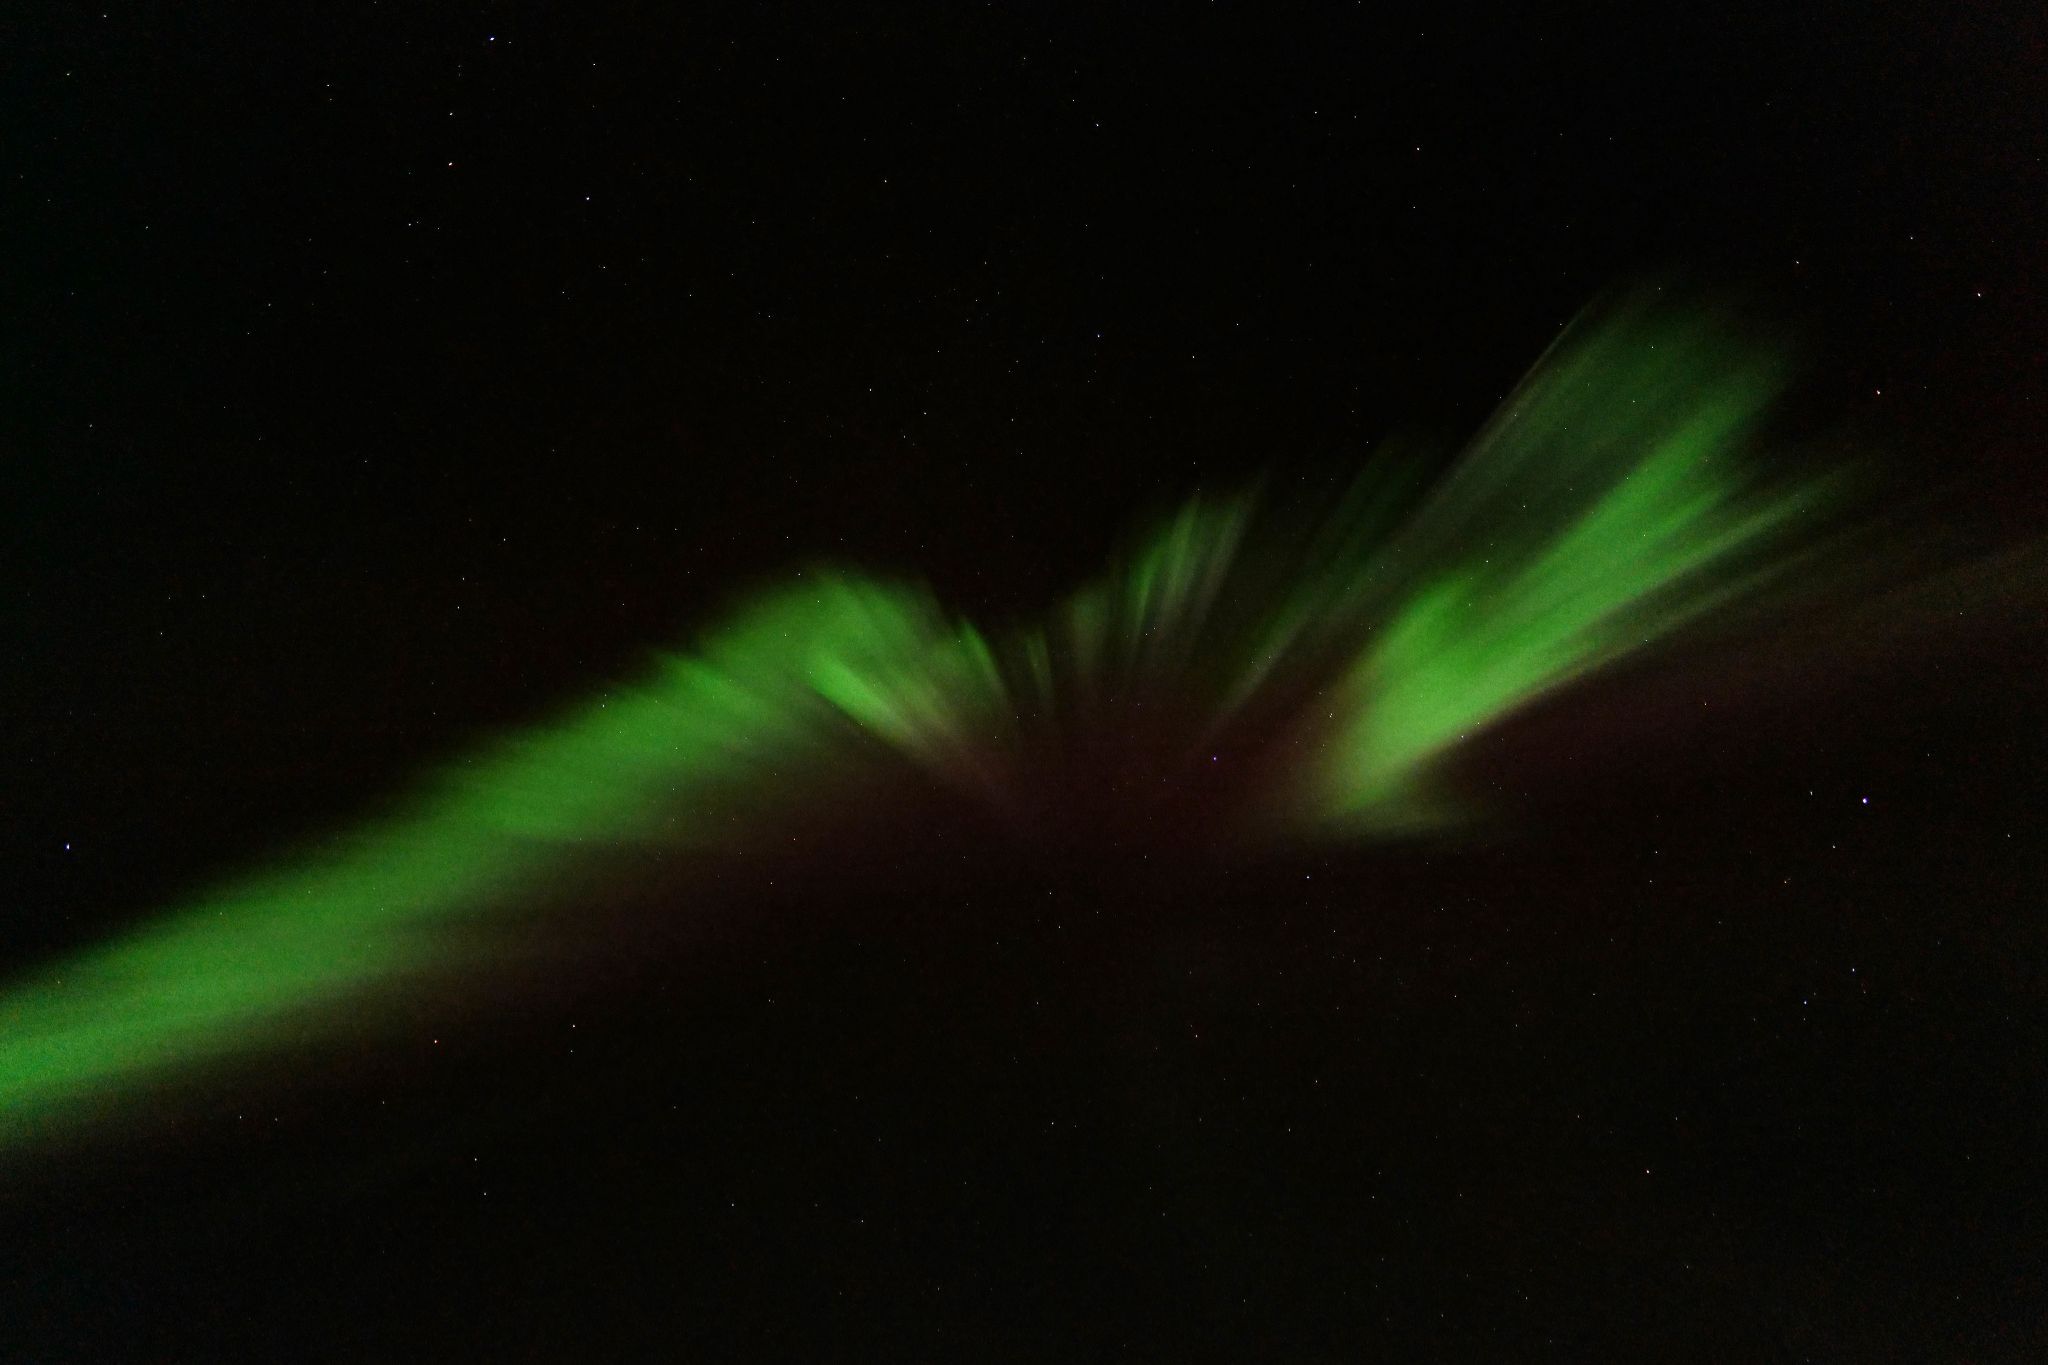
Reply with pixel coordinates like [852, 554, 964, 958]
[7, 3, 2047, 1359]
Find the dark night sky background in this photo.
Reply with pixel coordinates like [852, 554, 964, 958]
[5, 2, 2046, 1359]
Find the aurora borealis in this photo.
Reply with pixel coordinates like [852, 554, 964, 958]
[0, 298, 1831, 1146]
[12, 2, 2044, 1355]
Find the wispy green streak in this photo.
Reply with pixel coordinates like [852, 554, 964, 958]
[0, 296, 1831, 1145]
[1, 575, 1000, 1141]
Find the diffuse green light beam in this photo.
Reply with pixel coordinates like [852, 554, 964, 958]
[0, 574, 1001, 1142]
[1306, 306, 1820, 825]
[0, 295, 1833, 1145]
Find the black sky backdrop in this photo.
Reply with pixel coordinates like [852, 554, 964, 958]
[6, 2, 2046, 1359]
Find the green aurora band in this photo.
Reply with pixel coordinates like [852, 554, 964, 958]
[0, 298, 1831, 1146]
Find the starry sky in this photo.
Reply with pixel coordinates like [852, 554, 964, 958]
[6, 2, 2046, 1359]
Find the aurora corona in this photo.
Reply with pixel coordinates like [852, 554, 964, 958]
[0, 296, 1834, 1147]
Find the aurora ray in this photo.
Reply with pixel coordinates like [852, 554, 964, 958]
[0, 296, 1833, 1148]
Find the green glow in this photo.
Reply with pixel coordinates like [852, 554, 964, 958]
[0, 296, 1830, 1145]
[0, 574, 998, 1142]
[1305, 304, 1820, 825]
